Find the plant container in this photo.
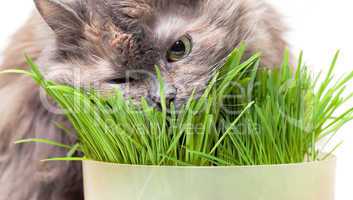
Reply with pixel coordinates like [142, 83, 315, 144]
[83, 156, 336, 200]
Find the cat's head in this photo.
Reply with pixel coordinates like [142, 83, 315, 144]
[34, 0, 287, 108]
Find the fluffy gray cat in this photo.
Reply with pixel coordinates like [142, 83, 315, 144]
[0, 0, 287, 199]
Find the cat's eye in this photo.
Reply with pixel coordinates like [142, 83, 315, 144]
[167, 35, 192, 62]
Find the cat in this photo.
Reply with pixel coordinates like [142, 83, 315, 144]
[0, 0, 287, 199]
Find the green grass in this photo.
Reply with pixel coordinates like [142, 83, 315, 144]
[3, 46, 353, 166]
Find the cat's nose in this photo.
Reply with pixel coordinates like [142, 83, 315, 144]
[149, 85, 177, 107]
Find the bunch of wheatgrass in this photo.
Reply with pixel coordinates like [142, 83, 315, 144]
[4, 46, 353, 166]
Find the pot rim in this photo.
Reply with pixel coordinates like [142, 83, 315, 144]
[82, 154, 336, 169]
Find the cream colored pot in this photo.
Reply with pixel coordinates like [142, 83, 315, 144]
[83, 157, 336, 200]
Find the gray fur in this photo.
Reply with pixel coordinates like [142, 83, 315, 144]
[0, 0, 288, 199]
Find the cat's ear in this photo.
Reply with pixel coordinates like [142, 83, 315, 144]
[34, 0, 85, 34]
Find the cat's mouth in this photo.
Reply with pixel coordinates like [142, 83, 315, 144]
[106, 77, 139, 85]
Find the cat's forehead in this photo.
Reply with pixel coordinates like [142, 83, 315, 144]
[104, 0, 206, 43]
[106, 0, 203, 17]
[151, 7, 201, 43]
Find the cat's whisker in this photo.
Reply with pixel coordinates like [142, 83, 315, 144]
[207, 53, 232, 76]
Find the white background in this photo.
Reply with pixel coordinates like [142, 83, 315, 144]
[0, 1, 352, 199]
